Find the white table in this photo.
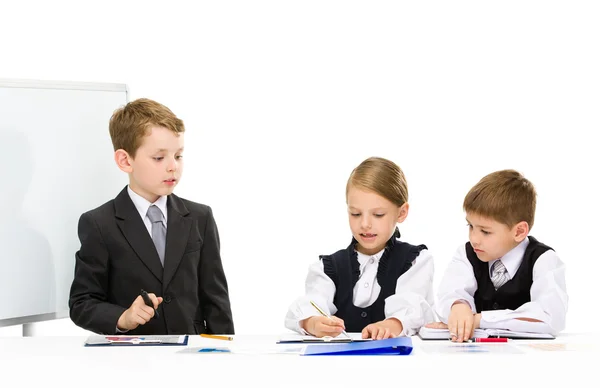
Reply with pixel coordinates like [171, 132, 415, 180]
[1, 333, 596, 387]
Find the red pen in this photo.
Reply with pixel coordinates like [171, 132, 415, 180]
[474, 338, 509, 343]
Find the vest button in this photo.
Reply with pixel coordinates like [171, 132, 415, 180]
[492, 302, 499, 309]
[361, 311, 368, 318]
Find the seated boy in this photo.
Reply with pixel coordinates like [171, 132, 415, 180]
[69, 98, 234, 335]
[428, 169, 567, 342]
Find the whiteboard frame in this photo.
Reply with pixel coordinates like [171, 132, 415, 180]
[0, 78, 129, 328]
[0, 78, 128, 93]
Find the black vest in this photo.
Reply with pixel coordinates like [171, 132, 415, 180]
[466, 236, 553, 312]
[321, 235, 427, 332]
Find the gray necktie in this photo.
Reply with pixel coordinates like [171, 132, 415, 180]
[147, 205, 166, 266]
[491, 260, 509, 290]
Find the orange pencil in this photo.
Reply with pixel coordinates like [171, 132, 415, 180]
[200, 334, 233, 341]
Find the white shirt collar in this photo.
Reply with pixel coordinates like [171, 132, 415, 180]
[127, 186, 168, 223]
[489, 237, 530, 278]
[356, 248, 385, 274]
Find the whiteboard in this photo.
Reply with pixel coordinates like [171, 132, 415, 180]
[0, 79, 128, 327]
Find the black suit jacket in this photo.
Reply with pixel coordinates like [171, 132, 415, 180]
[69, 187, 234, 335]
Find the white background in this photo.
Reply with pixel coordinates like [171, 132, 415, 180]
[0, 0, 598, 337]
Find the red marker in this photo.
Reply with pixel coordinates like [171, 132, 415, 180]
[474, 338, 509, 343]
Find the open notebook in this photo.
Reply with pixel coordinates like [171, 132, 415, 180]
[418, 326, 554, 340]
[277, 332, 372, 344]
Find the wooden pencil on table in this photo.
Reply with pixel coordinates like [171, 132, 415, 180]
[200, 334, 233, 341]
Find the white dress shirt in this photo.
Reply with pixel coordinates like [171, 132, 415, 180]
[127, 186, 168, 235]
[285, 247, 435, 336]
[435, 237, 568, 335]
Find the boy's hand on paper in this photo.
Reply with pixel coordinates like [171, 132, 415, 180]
[301, 316, 345, 338]
[362, 318, 403, 340]
[448, 302, 475, 342]
[425, 321, 448, 329]
[117, 294, 163, 331]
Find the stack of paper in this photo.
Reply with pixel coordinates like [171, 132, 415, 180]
[418, 326, 554, 340]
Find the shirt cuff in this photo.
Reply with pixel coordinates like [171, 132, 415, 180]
[480, 309, 512, 324]
[296, 317, 312, 335]
[453, 299, 476, 311]
[387, 314, 412, 337]
[439, 299, 475, 323]
[289, 312, 319, 335]
[479, 310, 554, 334]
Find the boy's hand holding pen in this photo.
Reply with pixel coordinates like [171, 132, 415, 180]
[140, 289, 161, 319]
[116, 290, 163, 331]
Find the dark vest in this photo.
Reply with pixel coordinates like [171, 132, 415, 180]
[466, 236, 553, 312]
[321, 234, 427, 332]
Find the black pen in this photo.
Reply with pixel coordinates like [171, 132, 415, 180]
[140, 289, 159, 319]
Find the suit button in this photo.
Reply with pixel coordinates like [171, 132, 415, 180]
[164, 296, 172, 303]
[492, 302, 499, 309]
[361, 311, 367, 318]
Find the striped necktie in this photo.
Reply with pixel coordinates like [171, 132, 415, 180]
[147, 205, 166, 266]
[491, 260, 509, 289]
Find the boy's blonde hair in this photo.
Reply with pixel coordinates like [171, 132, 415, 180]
[109, 98, 185, 157]
[464, 169, 536, 228]
[346, 157, 408, 207]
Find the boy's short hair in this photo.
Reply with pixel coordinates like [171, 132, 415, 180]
[109, 98, 185, 157]
[463, 169, 536, 228]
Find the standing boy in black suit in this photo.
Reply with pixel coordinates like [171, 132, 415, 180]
[69, 98, 234, 335]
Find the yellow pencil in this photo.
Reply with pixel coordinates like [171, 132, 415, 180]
[200, 334, 233, 341]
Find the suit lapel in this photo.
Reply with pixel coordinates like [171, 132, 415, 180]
[163, 194, 192, 290]
[114, 187, 164, 283]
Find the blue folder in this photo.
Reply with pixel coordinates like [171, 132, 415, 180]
[303, 337, 413, 356]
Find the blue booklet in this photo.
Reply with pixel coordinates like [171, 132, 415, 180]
[303, 337, 413, 356]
